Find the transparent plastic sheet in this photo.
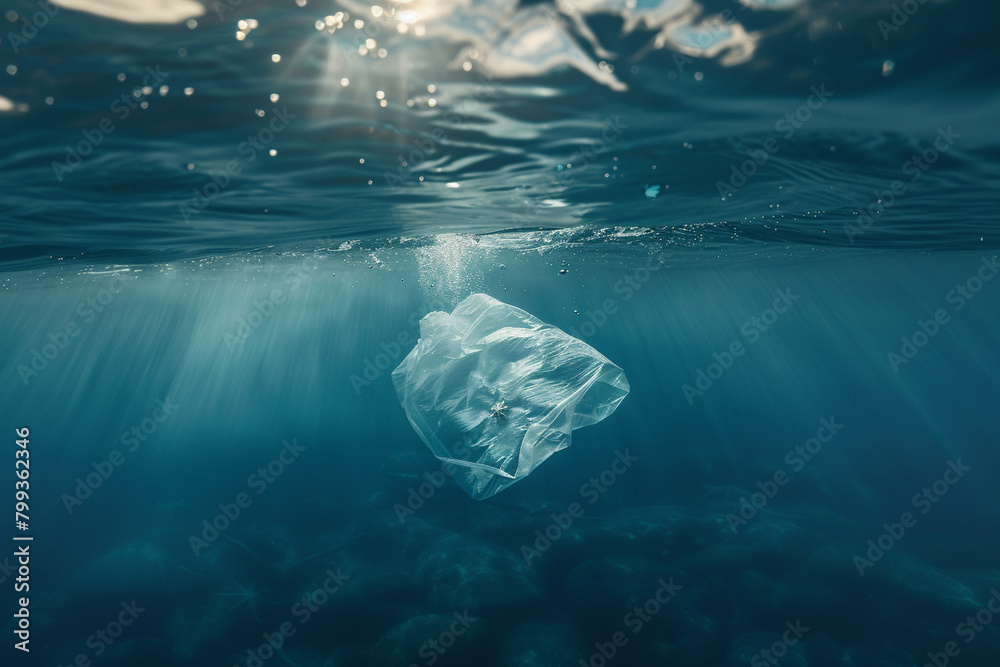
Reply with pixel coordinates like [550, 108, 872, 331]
[392, 293, 630, 500]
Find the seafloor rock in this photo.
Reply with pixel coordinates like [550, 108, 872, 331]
[446, 499, 548, 546]
[318, 646, 371, 666]
[735, 569, 848, 626]
[498, 622, 586, 667]
[957, 624, 1000, 665]
[784, 466, 880, 521]
[165, 573, 284, 660]
[308, 568, 426, 643]
[184, 521, 308, 591]
[218, 522, 302, 578]
[353, 511, 447, 565]
[642, 617, 726, 665]
[520, 505, 729, 581]
[840, 642, 919, 666]
[800, 543, 982, 623]
[251, 645, 371, 666]
[640, 588, 730, 666]
[591, 506, 728, 559]
[849, 596, 954, 658]
[367, 613, 489, 667]
[671, 543, 757, 577]
[72, 541, 173, 606]
[736, 512, 822, 565]
[564, 556, 681, 629]
[416, 534, 543, 611]
[800, 543, 875, 594]
[876, 555, 984, 619]
[99, 637, 176, 666]
[805, 632, 848, 667]
[724, 631, 808, 667]
[563, 554, 729, 664]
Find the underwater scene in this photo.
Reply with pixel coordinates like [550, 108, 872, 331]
[2, 0, 1000, 665]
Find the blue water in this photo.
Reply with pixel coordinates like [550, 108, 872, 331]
[2, 0, 1000, 665]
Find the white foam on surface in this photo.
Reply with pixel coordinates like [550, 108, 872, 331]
[53, 0, 204, 24]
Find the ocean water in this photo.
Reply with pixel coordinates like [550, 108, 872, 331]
[2, 0, 1000, 665]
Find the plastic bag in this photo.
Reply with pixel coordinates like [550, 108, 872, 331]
[392, 293, 630, 500]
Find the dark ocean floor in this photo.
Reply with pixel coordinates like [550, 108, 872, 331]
[22, 446, 1000, 667]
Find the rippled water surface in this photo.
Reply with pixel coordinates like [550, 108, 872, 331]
[2, 0, 998, 266]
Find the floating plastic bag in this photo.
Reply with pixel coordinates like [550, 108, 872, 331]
[392, 293, 630, 500]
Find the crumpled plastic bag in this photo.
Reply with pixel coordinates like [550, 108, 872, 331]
[392, 293, 630, 500]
